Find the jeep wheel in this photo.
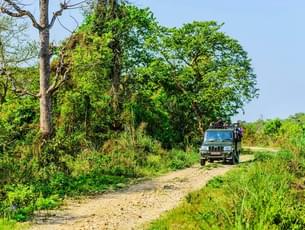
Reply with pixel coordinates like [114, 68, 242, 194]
[200, 159, 206, 166]
[236, 151, 240, 164]
[231, 154, 236, 165]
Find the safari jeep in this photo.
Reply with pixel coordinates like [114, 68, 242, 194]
[199, 127, 241, 166]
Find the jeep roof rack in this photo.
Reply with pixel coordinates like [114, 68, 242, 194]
[209, 122, 240, 129]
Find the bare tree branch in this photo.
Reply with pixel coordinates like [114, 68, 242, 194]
[47, 67, 70, 95]
[57, 16, 73, 33]
[47, 51, 71, 95]
[0, 0, 88, 137]
[70, 15, 79, 28]
[1, 0, 88, 30]
[1, 0, 42, 30]
[7, 74, 39, 98]
[49, 0, 89, 29]
[47, 32, 76, 95]
[48, 1, 69, 29]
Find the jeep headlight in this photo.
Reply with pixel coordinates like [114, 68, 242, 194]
[223, 146, 232, 151]
[200, 145, 209, 152]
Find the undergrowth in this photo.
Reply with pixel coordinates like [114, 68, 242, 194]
[0, 129, 199, 223]
[0, 218, 29, 230]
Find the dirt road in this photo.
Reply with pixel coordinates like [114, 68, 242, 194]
[243, 146, 279, 153]
[30, 155, 253, 230]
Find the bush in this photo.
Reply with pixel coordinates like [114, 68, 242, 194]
[254, 151, 275, 161]
[0, 116, 199, 221]
[35, 195, 61, 210]
[243, 114, 305, 155]
[4, 185, 37, 221]
[167, 149, 198, 170]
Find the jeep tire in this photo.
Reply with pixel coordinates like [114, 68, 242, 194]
[200, 159, 206, 166]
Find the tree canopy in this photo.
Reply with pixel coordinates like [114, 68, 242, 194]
[0, 1, 258, 149]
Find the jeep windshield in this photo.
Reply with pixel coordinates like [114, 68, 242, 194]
[204, 131, 233, 142]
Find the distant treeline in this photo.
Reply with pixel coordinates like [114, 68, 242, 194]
[243, 113, 305, 155]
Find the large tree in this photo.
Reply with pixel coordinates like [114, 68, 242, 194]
[0, 0, 85, 138]
[92, 0, 157, 109]
[135, 21, 258, 145]
[56, 2, 158, 136]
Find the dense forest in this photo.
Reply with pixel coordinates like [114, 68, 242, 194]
[0, 0, 258, 223]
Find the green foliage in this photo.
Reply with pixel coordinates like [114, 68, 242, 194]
[254, 151, 275, 161]
[91, 2, 158, 69]
[0, 16, 38, 105]
[148, 152, 305, 230]
[49, 3, 258, 151]
[243, 113, 305, 156]
[131, 21, 258, 146]
[263, 118, 282, 136]
[167, 149, 198, 170]
[0, 125, 198, 221]
[35, 195, 61, 210]
[0, 1, 257, 223]
[206, 176, 224, 188]
[0, 218, 28, 230]
[3, 185, 36, 221]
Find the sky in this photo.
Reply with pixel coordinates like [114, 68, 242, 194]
[23, 1, 86, 41]
[23, 0, 305, 122]
[130, 0, 305, 122]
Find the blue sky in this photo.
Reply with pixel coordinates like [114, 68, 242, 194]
[130, 0, 305, 122]
[28, 0, 305, 122]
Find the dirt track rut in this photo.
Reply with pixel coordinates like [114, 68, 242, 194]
[31, 155, 253, 230]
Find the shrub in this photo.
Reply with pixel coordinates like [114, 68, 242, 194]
[4, 185, 37, 221]
[167, 149, 198, 170]
[35, 195, 61, 210]
[254, 151, 275, 161]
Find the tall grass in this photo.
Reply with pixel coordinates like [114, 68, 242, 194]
[0, 218, 29, 230]
[242, 117, 305, 157]
[0, 127, 199, 222]
[148, 151, 305, 230]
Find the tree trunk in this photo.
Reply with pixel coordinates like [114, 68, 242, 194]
[39, 0, 52, 138]
[96, 0, 108, 19]
[96, 0, 122, 109]
[0, 80, 8, 104]
[110, 38, 121, 109]
[110, 0, 121, 109]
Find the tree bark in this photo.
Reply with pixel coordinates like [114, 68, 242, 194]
[96, 0, 122, 109]
[110, 38, 121, 108]
[110, 0, 121, 109]
[39, 0, 52, 137]
[0, 0, 79, 139]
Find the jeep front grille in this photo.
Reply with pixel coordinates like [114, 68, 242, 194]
[209, 146, 224, 152]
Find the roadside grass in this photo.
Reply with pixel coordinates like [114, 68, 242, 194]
[0, 132, 199, 224]
[0, 218, 29, 230]
[241, 147, 255, 155]
[242, 146, 280, 154]
[148, 151, 305, 230]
